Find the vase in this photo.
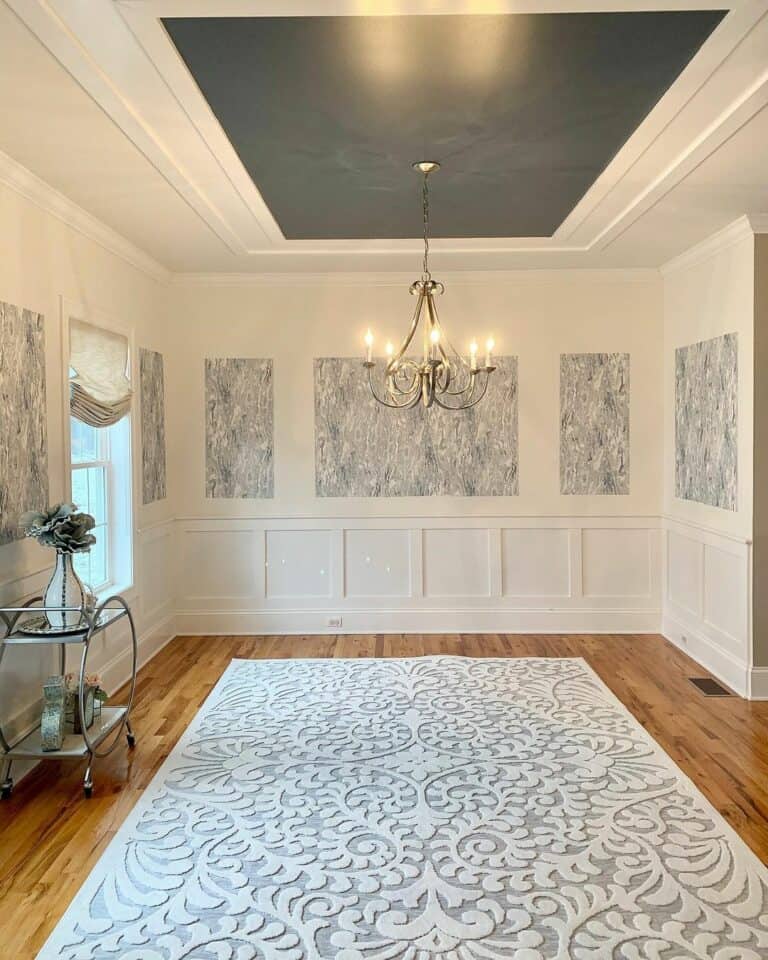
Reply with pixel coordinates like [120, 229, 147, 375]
[65, 684, 96, 733]
[40, 676, 66, 751]
[44, 551, 85, 629]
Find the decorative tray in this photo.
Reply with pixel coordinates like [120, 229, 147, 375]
[15, 614, 101, 637]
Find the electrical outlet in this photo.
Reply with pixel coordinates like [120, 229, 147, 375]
[327, 616, 342, 628]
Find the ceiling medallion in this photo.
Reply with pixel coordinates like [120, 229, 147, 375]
[363, 162, 496, 410]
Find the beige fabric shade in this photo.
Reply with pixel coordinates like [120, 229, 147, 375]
[69, 319, 132, 427]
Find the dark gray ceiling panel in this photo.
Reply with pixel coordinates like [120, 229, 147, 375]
[163, 11, 725, 239]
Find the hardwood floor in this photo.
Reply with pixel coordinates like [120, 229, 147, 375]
[2, 632, 768, 957]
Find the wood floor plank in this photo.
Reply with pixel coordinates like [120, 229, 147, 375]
[2, 632, 768, 958]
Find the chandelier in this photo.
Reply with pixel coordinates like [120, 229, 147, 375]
[363, 161, 496, 410]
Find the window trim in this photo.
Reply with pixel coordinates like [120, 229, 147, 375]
[61, 297, 137, 599]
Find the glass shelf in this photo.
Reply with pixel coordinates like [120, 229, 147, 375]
[1, 606, 127, 646]
[5, 706, 127, 759]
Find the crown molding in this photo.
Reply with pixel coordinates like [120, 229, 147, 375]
[748, 213, 768, 234]
[659, 215, 757, 277]
[169, 267, 660, 287]
[0, 148, 170, 284]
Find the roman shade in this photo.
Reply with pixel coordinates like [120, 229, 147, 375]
[69, 319, 132, 427]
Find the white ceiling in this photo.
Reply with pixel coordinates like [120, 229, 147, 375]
[0, 0, 767, 276]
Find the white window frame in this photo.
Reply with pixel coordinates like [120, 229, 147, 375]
[61, 297, 136, 599]
[70, 425, 111, 591]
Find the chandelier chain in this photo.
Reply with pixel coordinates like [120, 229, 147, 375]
[362, 160, 496, 410]
[422, 172, 430, 281]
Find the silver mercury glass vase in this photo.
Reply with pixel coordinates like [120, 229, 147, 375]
[44, 550, 85, 629]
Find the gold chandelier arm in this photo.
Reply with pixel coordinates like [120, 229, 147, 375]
[388, 290, 425, 373]
[425, 292, 479, 397]
[366, 365, 422, 408]
[432, 369, 492, 410]
[389, 360, 422, 396]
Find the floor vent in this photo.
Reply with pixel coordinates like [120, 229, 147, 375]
[689, 677, 733, 697]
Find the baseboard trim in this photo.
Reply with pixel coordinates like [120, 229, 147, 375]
[662, 610, 749, 697]
[175, 607, 661, 636]
[748, 667, 768, 700]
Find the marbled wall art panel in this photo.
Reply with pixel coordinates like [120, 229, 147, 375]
[560, 353, 630, 495]
[314, 356, 518, 497]
[139, 348, 167, 504]
[675, 333, 737, 511]
[205, 358, 273, 498]
[0, 300, 48, 544]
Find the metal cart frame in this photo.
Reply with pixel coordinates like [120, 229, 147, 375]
[0, 595, 137, 799]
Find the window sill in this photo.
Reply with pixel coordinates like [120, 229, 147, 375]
[94, 581, 135, 604]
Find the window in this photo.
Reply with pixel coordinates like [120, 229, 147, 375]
[68, 374, 133, 595]
[70, 419, 110, 590]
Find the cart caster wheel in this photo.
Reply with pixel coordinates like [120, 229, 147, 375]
[83, 784, 93, 799]
[1, 783, 12, 800]
[127, 733, 136, 748]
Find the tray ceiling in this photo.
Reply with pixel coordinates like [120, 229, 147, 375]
[164, 11, 724, 240]
[0, 1, 766, 274]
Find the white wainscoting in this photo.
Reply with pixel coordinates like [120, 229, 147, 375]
[175, 516, 662, 636]
[661, 516, 753, 697]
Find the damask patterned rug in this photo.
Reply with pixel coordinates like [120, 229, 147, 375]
[39, 657, 768, 960]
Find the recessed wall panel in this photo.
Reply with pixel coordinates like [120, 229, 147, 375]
[582, 528, 650, 598]
[141, 531, 171, 618]
[314, 357, 518, 497]
[704, 545, 747, 647]
[675, 333, 737, 510]
[139, 347, 167, 504]
[183, 531, 257, 599]
[205, 358, 273, 499]
[423, 529, 490, 598]
[667, 531, 701, 617]
[267, 530, 333, 599]
[502, 528, 570, 597]
[560, 353, 629, 495]
[0, 300, 48, 544]
[345, 530, 411, 598]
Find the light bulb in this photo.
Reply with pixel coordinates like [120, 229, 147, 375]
[470, 341, 478, 355]
[385, 341, 394, 357]
[364, 329, 373, 347]
[430, 328, 440, 344]
[364, 329, 374, 363]
[485, 337, 494, 369]
[470, 340, 478, 370]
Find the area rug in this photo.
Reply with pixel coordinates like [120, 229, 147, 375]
[38, 657, 768, 959]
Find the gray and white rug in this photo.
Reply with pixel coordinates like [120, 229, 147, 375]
[39, 657, 768, 959]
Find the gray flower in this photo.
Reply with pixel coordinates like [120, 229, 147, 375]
[19, 503, 97, 554]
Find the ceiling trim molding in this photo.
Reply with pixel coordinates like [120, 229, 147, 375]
[0, 148, 170, 283]
[659, 215, 755, 276]
[4, 0, 253, 256]
[114, 0, 757, 260]
[170, 268, 660, 287]
[117, 1, 734, 16]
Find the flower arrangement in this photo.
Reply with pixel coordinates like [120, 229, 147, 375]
[19, 503, 96, 553]
[64, 672, 108, 703]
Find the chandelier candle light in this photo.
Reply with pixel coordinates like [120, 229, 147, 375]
[363, 162, 496, 410]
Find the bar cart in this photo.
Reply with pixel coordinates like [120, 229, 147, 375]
[0, 595, 137, 799]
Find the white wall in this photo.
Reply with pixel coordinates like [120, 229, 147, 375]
[661, 229, 755, 695]
[2, 149, 763, 724]
[168, 272, 664, 636]
[0, 177, 174, 756]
